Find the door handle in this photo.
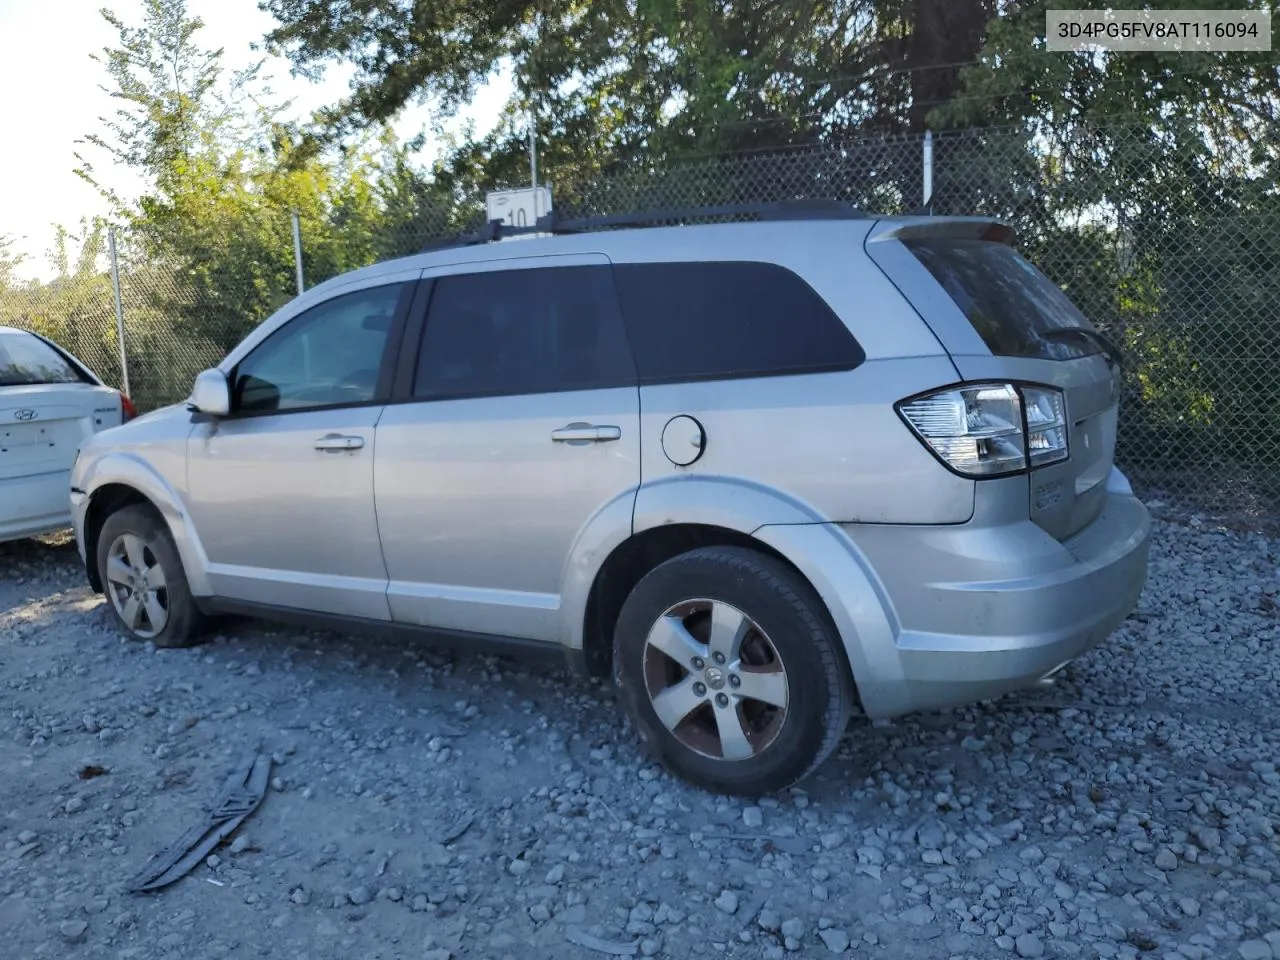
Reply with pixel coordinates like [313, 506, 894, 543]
[550, 423, 622, 443]
[313, 434, 365, 452]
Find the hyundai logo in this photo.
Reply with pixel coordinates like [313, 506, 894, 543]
[13, 408, 37, 421]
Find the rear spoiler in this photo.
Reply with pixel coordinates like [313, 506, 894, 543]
[867, 217, 1016, 246]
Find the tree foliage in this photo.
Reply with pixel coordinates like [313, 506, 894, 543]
[53, 0, 458, 405]
[0, 222, 123, 388]
[260, 0, 995, 193]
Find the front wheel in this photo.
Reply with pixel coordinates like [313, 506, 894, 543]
[613, 546, 853, 796]
[97, 504, 205, 648]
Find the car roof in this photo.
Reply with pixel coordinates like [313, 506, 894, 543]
[303, 209, 1009, 300]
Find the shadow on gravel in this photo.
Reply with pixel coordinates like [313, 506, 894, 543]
[0, 533, 87, 621]
[0, 531, 80, 573]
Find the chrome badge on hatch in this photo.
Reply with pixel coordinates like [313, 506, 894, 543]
[13, 408, 37, 421]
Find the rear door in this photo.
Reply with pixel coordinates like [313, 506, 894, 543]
[865, 220, 1122, 540]
[1, 330, 122, 531]
[374, 255, 641, 643]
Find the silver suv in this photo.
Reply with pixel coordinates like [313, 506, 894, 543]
[70, 204, 1151, 796]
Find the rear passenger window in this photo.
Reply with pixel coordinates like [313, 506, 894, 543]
[413, 266, 637, 400]
[611, 261, 864, 384]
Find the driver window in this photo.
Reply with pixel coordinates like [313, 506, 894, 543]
[233, 283, 405, 413]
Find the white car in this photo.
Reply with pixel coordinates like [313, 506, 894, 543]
[1, 326, 135, 543]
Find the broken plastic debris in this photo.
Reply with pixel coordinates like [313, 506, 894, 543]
[564, 929, 640, 957]
[127, 748, 272, 893]
[440, 811, 474, 843]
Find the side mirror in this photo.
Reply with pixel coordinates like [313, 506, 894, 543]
[190, 368, 231, 417]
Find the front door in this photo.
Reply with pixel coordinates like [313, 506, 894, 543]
[186, 278, 414, 619]
[374, 257, 641, 643]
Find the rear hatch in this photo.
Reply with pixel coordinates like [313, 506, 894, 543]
[0, 331, 123, 484]
[865, 218, 1123, 541]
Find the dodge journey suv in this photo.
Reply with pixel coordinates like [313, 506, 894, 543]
[70, 202, 1151, 796]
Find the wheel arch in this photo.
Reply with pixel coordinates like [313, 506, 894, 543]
[568, 477, 905, 717]
[78, 453, 212, 597]
[82, 484, 162, 592]
[560, 476, 823, 669]
[577, 522, 871, 715]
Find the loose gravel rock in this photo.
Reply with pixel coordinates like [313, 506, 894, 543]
[2, 520, 1279, 959]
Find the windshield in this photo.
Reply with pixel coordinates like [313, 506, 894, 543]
[904, 239, 1104, 361]
[0, 331, 87, 386]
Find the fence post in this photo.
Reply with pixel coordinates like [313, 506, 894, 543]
[107, 226, 131, 399]
[922, 130, 934, 214]
[529, 112, 539, 216]
[291, 210, 305, 295]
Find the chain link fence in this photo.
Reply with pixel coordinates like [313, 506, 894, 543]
[2, 123, 1276, 528]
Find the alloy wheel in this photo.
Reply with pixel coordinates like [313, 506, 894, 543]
[641, 598, 789, 760]
[105, 532, 170, 639]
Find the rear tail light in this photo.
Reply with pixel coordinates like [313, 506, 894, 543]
[1023, 386, 1068, 467]
[120, 393, 138, 422]
[897, 382, 1069, 478]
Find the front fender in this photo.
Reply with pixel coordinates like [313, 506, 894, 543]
[75, 452, 214, 597]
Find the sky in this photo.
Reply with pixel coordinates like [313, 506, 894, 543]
[0, 0, 511, 281]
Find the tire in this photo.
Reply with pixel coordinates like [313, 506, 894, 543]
[96, 504, 205, 648]
[613, 545, 853, 796]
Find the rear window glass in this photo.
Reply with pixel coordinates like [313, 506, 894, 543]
[904, 239, 1103, 360]
[611, 261, 865, 384]
[0, 332, 85, 386]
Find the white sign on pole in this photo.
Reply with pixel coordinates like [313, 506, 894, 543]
[485, 186, 553, 229]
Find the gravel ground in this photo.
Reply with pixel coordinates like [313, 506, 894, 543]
[2, 520, 1280, 960]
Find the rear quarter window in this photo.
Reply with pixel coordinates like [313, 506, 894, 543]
[0, 332, 86, 386]
[904, 239, 1103, 361]
[611, 261, 865, 384]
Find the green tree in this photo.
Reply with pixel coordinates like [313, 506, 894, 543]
[260, 0, 996, 189]
[0, 235, 24, 290]
[0, 222, 123, 388]
[935, 0, 1280, 498]
[76, 0, 451, 407]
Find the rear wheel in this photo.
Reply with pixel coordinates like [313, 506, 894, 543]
[97, 505, 205, 648]
[613, 546, 852, 796]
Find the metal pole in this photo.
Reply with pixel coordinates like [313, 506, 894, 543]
[922, 129, 934, 213]
[107, 226, 131, 398]
[529, 112, 539, 217]
[291, 210, 305, 295]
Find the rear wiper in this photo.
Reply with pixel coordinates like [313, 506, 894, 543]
[1041, 328, 1125, 370]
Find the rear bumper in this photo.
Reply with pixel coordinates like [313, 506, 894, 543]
[0, 472, 73, 543]
[842, 475, 1150, 715]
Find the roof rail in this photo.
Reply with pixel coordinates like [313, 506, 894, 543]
[418, 199, 868, 253]
[536, 199, 868, 235]
[418, 218, 544, 253]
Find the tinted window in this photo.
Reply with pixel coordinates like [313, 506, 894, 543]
[0, 332, 86, 387]
[904, 239, 1103, 361]
[611, 261, 864, 384]
[233, 283, 404, 413]
[413, 266, 636, 399]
